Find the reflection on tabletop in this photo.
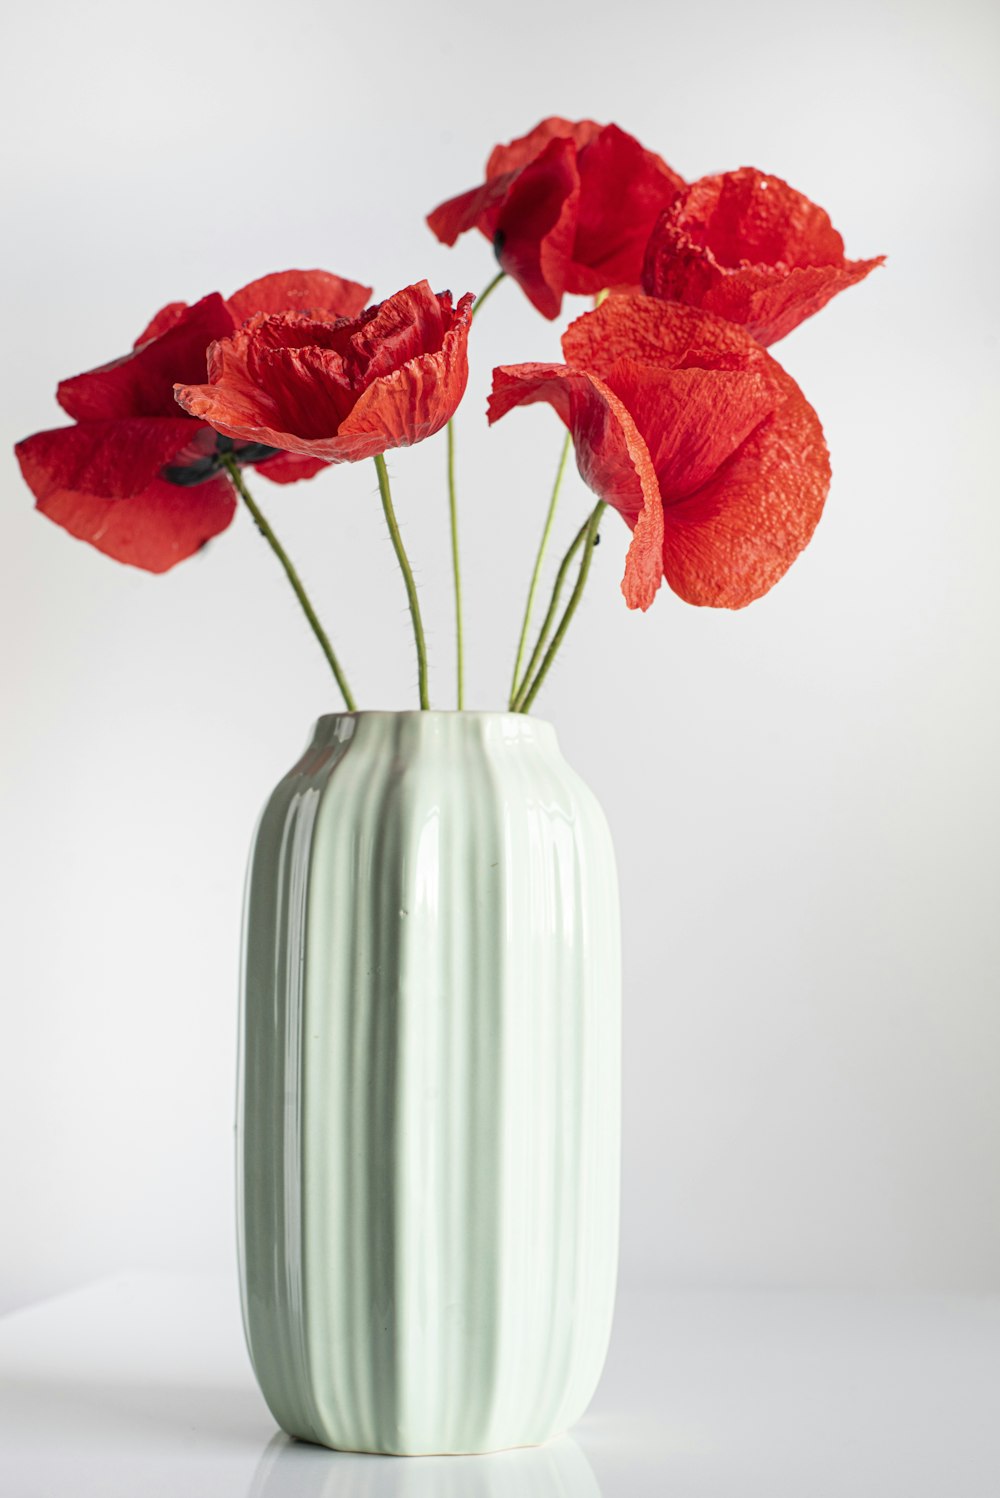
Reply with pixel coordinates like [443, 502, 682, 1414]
[247, 1431, 602, 1498]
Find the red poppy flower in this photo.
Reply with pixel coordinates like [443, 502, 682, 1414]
[15, 270, 372, 572]
[427, 117, 685, 319]
[488, 296, 831, 611]
[642, 167, 885, 345]
[175, 282, 475, 465]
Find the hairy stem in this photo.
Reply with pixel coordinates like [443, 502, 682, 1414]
[222, 455, 356, 710]
[374, 452, 429, 710]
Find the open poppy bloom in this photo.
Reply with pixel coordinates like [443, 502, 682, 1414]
[175, 282, 475, 465]
[642, 167, 885, 345]
[488, 295, 831, 610]
[427, 117, 685, 319]
[15, 270, 372, 572]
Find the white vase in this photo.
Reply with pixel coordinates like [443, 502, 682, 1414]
[238, 712, 621, 1455]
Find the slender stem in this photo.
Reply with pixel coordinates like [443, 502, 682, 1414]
[221, 455, 356, 710]
[510, 514, 592, 711]
[442, 269, 507, 710]
[509, 430, 572, 704]
[516, 502, 606, 714]
[472, 269, 506, 318]
[446, 419, 464, 709]
[374, 453, 429, 710]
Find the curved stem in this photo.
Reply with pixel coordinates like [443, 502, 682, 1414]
[516, 502, 606, 714]
[222, 456, 356, 710]
[472, 269, 506, 317]
[509, 430, 572, 704]
[446, 419, 464, 708]
[510, 514, 591, 711]
[374, 453, 429, 710]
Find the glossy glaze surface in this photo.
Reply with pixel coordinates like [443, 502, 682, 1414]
[238, 712, 621, 1454]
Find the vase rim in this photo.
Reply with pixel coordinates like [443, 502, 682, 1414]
[308, 709, 559, 751]
[313, 710, 554, 722]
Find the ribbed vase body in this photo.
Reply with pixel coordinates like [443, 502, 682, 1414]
[238, 712, 621, 1454]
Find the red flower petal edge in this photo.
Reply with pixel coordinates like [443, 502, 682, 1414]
[488, 363, 665, 609]
[489, 296, 831, 609]
[428, 117, 684, 318]
[642, 167, 884, 344]
[16, 269, 373, 568]
[15, 419, 236, 572]
[175, 283, 475, 464]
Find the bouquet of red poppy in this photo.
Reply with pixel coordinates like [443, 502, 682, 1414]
[15, 119, 883, 714]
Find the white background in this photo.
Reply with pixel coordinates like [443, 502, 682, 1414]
[1, 0, 997, 1314]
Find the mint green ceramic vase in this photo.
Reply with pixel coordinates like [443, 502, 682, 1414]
[237, 712, 621, 1455]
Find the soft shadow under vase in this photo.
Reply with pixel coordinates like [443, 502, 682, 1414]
[237, 711, 621, 1454]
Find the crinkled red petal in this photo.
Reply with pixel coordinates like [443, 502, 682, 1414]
[16, 420, 235, 572]
[59, 295, 236, 422]
[175, 288, 474, 464]
[562, 296, 831, 605]
[333, 292, 474, 461]
[227, 269, 372, 324]
[660, 362, 830, 607]
[488, 362, 664, 610]
[600, 359, 779, 498]
[642, 168, 885, 344]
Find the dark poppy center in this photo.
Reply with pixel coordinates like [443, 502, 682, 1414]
[163, 434, 281, 486]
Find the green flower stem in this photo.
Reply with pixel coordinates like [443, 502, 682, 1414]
[515, 501, 606, 714]
[472, 269, 506, 318]
[444, 269, 508, 710]
[222, 455, 357, 711]
[374, 452, 430, 710]
[446, 418, 464, 708]
[509, 429, 572, 704]
[510, 513, 592, 711]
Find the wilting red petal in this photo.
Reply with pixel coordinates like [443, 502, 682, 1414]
[488, 363, 664, 610]
[58, 295, 236, 422]
[16, 417, 208, 499]
[642, 168, 885, 344]
[565, 295, 831, 606]
[567, 125, 684, 295]
[344, 281, 449, 381]
[16, 419, 235, 572]
[227, 269, 372, 324]
[328, 292, 475, 461]
[179, 317, 355, 447]
[176, 285, 474, 464]
[253, 451, 328, 485]
[659, 356, 830, 607]
[600, 361, 779, 498]
[492, 136, 580, 319]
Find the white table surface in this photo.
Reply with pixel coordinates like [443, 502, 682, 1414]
[1, 1273, 998, 1496]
